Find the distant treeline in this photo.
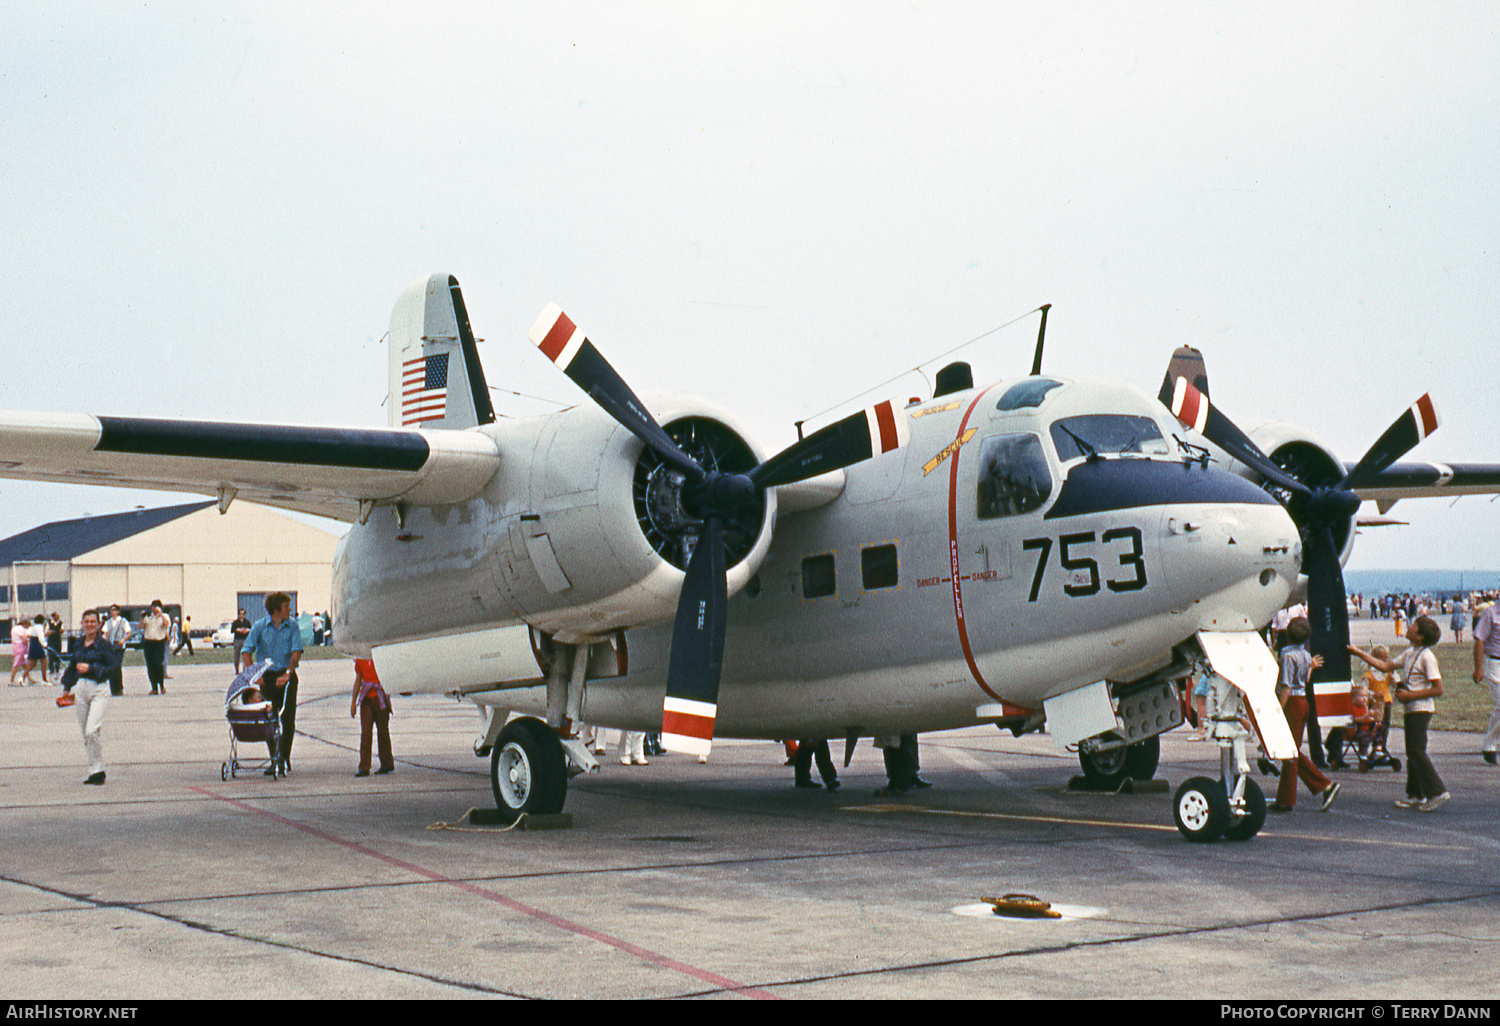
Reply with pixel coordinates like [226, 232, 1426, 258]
[1344, 569, 1500, 597]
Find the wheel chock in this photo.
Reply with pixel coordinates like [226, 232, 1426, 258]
[982, 893, 1062, 919]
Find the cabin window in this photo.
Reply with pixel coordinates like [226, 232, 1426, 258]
[801, 554, 836, 598]
[861, 544, 899, 590]
[976, 433, 1052, 519]
[1050, 414, 1170, 460]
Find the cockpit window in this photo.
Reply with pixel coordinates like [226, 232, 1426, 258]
[1049, 414, 1170, 461]
[976, 433, 1052, 519]
[995, 378, 1063, 411]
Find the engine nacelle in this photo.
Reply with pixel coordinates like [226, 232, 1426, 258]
[1245, 421, 1356, 570]
[490, 392, 777, 642]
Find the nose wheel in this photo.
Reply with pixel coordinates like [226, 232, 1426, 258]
[1172, 665, 1269, 842]
[1173, 776, 1230, 841]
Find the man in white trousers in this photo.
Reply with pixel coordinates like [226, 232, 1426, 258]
[60, 610, 120, 785]
[1474, 598, 1500, 765]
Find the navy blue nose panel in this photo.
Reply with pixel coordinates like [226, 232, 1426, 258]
[1044, 459, 1280, 520]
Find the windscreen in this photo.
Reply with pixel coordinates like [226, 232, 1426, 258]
[1050, 414, 1169, 461]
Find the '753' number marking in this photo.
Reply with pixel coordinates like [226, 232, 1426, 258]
[1021, 527, 1147, 602]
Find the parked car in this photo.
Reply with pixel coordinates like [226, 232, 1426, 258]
[211, 620, 236, 647]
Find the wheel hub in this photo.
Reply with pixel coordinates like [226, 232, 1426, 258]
[1178, 791, 1211, 830]
[498, 744, 531, 805]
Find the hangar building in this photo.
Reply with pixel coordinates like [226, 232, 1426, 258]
[1, 501, 340, 632]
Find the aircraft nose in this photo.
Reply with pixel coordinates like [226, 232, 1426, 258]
[1043, 458, 1298, 629]
[1158, 479, 1299, 630]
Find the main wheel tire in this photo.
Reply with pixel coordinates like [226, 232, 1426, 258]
[490, 717, 569, 824]
[1173, 776, 1230, 842]
[1222, 777, 1267, 841]
[1079, 734, 1160, 788]
[1078, 743, 1127, 789]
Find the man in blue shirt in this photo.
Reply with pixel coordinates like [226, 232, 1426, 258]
[241, 592, 304, 775]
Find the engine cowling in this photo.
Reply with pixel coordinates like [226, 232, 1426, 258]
[494, 392, 777, 641]
[1245, 421, 1356, 571]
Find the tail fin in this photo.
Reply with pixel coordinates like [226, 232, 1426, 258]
[387, 274, 496, 429]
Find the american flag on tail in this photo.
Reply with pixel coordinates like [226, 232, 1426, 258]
[402, 353, 449, 426]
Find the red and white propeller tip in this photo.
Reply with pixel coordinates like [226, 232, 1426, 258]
[661, 696, 716, 756]
[1167, 376, 1209, 434]
[530, 303, 587, 371]
[1408, 393, 1440, 441]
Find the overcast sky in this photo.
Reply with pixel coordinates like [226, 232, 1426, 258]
[2, 3, 1497, 571]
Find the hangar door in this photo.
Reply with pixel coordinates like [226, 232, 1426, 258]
[237, 591, 298, 618]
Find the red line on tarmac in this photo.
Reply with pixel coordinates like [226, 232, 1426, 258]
[187, 786, 777, 999]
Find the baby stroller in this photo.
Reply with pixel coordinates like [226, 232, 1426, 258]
[221, 660, 281, 780]
[1326, 694, 1402, 773]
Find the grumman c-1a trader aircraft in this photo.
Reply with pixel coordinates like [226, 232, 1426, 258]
[6, 275, 1498, 840]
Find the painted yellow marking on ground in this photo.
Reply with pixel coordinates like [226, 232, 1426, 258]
[845, 805, 1450, 848]
[1260, 830, 1445, 850]
[848, 804, 1178, 832]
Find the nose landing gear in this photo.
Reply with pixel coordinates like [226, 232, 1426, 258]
[1172, 665, 1267, 842]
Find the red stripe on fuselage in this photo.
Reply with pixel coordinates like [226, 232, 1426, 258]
[875, 401, 898, 453]
[945, 386, 1011, 708]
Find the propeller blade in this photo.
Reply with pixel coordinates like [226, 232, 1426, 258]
[750, 399, 910, 490]
[1161, 376, 1310, 497]
[1162, 345, 1209, 399]
[1340, 393, 1439, 491]
[660, 517, 727, 756]
[1304, 523, 1352, 686]
[530, 304, 703, 480]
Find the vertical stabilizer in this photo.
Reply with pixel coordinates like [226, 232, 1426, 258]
[388, 274, 496, 429]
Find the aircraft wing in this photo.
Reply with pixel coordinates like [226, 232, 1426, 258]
[0, 411, 500, 523]
[1348, 461, 1500, 504]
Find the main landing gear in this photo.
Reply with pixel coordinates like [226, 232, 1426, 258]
[490, 717, 569, 824]
[1076, 734, 1160, 790]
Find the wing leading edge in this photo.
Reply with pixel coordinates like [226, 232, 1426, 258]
[0, 411, 500, 522]
[1348, 461, 1500, 506]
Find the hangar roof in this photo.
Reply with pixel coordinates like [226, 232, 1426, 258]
[0, 501, 216, 566]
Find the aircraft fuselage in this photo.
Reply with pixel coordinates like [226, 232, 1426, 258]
[333, 375, 1300, 737]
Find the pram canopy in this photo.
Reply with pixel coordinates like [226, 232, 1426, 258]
[225, 659, 275, 708]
